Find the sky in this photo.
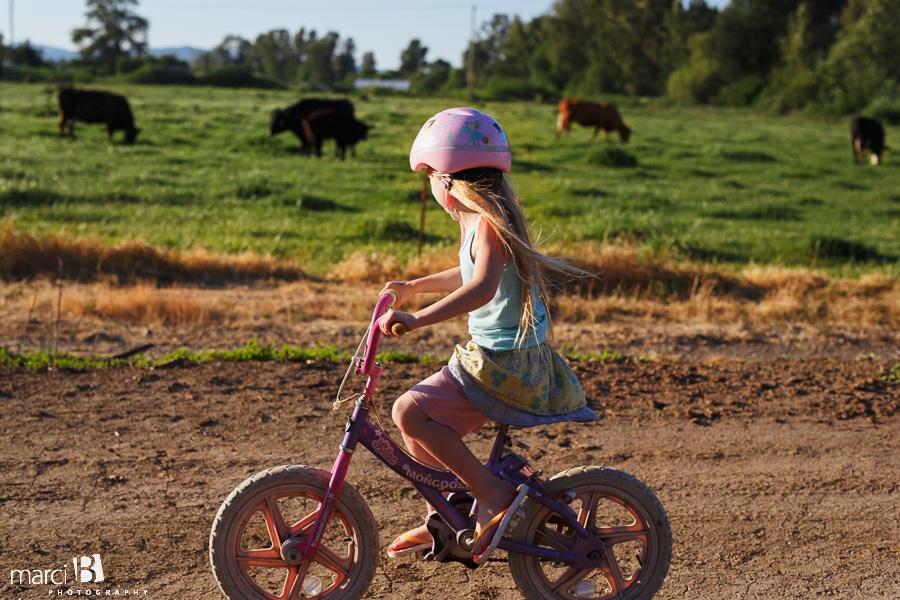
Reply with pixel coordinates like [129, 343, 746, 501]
[4, 0, 731, 70]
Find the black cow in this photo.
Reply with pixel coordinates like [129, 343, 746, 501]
[302, 110, 371, 160]
[58, 88, 140, 144]
[269, 98, 354, 156]
[850, 117, 885, 165]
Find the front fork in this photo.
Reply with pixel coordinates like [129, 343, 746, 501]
[302, 362, 383, 559]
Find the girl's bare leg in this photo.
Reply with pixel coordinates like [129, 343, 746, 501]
[393, 393, 516, 556]
[390, 398, 444, 547]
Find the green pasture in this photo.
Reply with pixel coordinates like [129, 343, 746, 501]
[1, 83, 898, 277]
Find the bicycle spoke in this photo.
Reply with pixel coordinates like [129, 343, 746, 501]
[315, 543, 352, 581]
[287, 507, 320, 537]
[594, 524, 648, 545]
[281, 561, 310, 600]
[549, 567, 589, 595]
[263, 496, 289, 548]
[576, 491, 600, 529]
[234, 547, 285, 568]
[599, 546, 628, 596]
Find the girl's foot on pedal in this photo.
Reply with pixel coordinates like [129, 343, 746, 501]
[472, 484, 523, 560]
[386, 524, 432, 558]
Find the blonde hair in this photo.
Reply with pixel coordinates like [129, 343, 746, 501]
[438, 168, 580, 346]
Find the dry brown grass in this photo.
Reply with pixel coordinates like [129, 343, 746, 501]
[557, 242, 749, 300]
[552, 278, 900, 327]
[324, 242, 900, 327]
[37, 281, 377, 327]
[0, 225, 306, 284]
[65, 284, 227, 326]
[325, 249, 461, 283]
[2, 275, 897, 336]
[401, 251, 462, 281]
[327, 251, 401, 283]
[3, 228, 898, 328]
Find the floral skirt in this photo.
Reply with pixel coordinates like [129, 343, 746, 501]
[447, 340, 598, 427]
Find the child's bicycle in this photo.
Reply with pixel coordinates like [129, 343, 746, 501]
[209, 292, 672, 600]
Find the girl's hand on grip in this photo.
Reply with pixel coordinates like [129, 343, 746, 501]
[378, 309, 415, 337]
[379, 281, 410, 308]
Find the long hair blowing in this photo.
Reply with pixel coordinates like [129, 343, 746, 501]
[441, 168, 581, 346]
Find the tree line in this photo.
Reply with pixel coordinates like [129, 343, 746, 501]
[462, 0, 899, 119]
[4, 0, 898, 120]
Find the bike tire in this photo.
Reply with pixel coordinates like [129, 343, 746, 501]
[210, 464, 379, 600]
[509, 466, 671, 600]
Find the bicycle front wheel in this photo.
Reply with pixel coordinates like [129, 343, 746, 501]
[210, 465, 379, 600]
[509, 466, 671, 600]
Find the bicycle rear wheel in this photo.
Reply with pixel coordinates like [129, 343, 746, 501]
[210, 465, 379, 600]
[509, 466, 671, 600]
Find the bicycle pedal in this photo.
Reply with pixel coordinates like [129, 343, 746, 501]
[506, 500, 528, 536]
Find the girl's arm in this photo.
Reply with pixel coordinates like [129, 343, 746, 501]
[380, 221, 470, 306]
[379, 267, 462, 307]
[379, 218, 504, 334]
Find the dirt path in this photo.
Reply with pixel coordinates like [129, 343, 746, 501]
[1, 357, 898, 599]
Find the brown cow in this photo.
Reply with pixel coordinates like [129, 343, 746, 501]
[58, 88, 140, 144]
[557, 98, 631, 143]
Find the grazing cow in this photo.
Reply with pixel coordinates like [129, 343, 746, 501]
[557, 98, 631, 143]
[301, 110, 370, 160]
[850, 117, 885, 165]
[58, 88, 140, 144]
[269, 98, 354, 155]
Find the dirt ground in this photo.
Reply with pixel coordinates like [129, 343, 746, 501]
[2, 339, 899, 599]
[2, 279, 900, 599]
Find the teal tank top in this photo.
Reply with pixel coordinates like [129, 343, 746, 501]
[458, 222, 548, 351]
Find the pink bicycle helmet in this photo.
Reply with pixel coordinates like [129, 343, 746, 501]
[409, 107, 511, 173]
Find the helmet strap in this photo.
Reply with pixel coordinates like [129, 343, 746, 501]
[439, 176, 453, 191]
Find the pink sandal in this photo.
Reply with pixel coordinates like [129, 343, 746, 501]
[473, 485, 530, 565]
[386, 532, 432, 558]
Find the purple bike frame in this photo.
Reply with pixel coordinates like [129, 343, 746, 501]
[302, 294, 604, 569]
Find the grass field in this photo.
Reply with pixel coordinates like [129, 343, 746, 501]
[1, 82, 898, 277]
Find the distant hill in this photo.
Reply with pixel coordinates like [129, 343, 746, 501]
[18, 44, 78, 62]
[148, 47, 207, 63]
[13, 43, 206, 64]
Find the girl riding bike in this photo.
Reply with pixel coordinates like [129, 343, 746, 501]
[377, 107, 598, 563]
[209, 108, 671, 600]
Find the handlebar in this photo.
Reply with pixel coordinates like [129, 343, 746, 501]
[383, 289, 399, 306]
[360, 291, 403, 376]
[383, 292, 408, 335]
